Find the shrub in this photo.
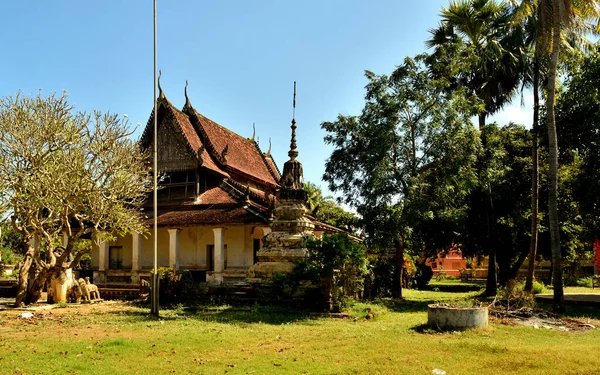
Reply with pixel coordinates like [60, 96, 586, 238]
[154, 267, 180, 305]
[498, 280, 535, 308]
[576, 277, 593, 288]
[413, 261, 433, 289]
[301, 234, 369, 309]
[531, 280, 547, 295]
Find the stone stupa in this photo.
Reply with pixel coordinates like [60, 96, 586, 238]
[247, 82, 314, 279]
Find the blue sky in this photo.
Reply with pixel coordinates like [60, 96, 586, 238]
[0, 1, 530, 198]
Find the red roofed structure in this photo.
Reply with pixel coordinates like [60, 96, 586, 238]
[89, 82, 333, 286]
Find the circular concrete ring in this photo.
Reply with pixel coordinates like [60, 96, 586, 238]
[427, 304, 488, 330]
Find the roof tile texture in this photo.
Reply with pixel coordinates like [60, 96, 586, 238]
[195, 113, 279, 186]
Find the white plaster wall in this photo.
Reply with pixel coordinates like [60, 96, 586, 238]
[140, 228, 170, 269]
[179, 226, 213, 269]
[98, 224, 272, 272]
[224, 225, 245, 269]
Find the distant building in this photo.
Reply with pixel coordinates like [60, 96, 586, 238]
[426, 248, 467, 278]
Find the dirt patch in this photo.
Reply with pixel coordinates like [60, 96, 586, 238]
[489, 306, 598, 332]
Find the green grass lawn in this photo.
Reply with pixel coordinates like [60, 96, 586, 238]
[1, 281, 599, 375]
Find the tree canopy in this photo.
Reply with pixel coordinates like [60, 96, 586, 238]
[322, 54, 481, 297]
[0, 92, 151, 305]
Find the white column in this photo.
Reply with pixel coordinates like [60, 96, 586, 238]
[98, 234, 109, 272]
[132, 232, 142, 272]
[212, 227, 225, 284]
[168, 228, 180, 270]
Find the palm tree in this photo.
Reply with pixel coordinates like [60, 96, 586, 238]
[303, 181, 334, 217]
[510, 0, 598, 296]
[545, 0, 599, 312]
[427, 0, 529, 296]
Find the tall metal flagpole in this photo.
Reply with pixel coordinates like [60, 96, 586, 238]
[151, 0, 160, 316]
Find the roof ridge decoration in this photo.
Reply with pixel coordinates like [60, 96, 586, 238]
[221, 144, 229, 164]
[249, 123, 256, 141]
[158, 70, 165, 100]
[255, 138, 281, 182]
[140, 78, 209, 169]
[184, 80, 192, 111]
[223, 178, 270, 208]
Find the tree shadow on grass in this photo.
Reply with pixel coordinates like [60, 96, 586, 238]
[536, 301, 600, 320]
[99, 301, 314, 325]
[426, 280, 486, 292]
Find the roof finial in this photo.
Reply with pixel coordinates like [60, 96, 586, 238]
[288, 81, 298, 160]
[266, 137, 272, 156]
[250, 122, 256, 141]
[184, 80, 191, 109]
[158, 70, 165, 99]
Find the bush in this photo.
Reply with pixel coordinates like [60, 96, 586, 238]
[154, 267, 180, 305]
[499, 280, 536, 308]
[576, 277, 593, 288]
[413, 261, 433, 289]
[0, 246, 21, 265]
[301, 234, 369, 309]
[531, 280, 547, 294]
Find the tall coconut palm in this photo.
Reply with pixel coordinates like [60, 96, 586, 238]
[509, 0, 598, 296]
[427, 0, 529, 296]
[545, 0, 600, 312]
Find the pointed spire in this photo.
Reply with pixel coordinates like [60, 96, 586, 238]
[288, 81, 298, 160]
[184, 80, 192, 110]
[250, 122, 256, 141]
[158, 70, 165, 100]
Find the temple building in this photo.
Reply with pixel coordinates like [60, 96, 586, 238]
[89, 81, 339, 286]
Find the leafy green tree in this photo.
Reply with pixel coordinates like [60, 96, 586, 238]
[305, 233, 368, 308]
[471, 123, 533, 284]
[304, 181, 334, 216]
[322, 54, 481, 298]
[0, 221, 25, 266]
[0, 92, 151, 305]
[303, 181, 360, 233]
[427, 0, 529, 296]
[556, 46, 600, 246]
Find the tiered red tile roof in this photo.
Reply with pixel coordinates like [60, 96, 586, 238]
[189, 111, 279, 187]
[140, 90, 280, 226]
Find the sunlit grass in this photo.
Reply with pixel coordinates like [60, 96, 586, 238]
[1, 282, 599, 375]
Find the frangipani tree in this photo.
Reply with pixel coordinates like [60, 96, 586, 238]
[0, 92, 151, 306]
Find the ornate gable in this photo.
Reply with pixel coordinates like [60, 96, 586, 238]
[140, 95, 228, 177]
